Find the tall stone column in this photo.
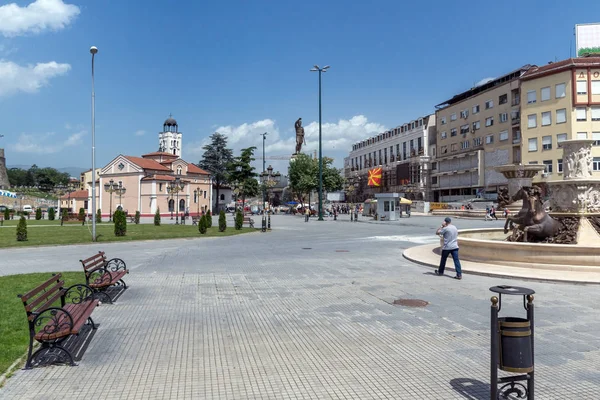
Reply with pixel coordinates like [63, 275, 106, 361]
[0, 149, 10, 189]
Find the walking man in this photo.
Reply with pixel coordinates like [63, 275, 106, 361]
[435, 217, 462, 280]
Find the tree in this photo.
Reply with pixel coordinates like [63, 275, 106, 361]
[96, 209, 102, 223]
[198, 215, 207, 234]
[154, 208, 161, 226]
[78, 207, 86, 221]
[3, 207, 10, 221]
[205, 210, 213, 228]
[218, 210, 226, 232]
[114, 209, 127, 236]
[288, 154, 343, 206]
[227, 146, 259, 212]
[35, 208, 42, 220]
[198, 132, 233, 212]
[235, 210, 243, 230]
[134, 211, 140, 224]
[16, 216, 27, 241]
[48, 207, 55, 221]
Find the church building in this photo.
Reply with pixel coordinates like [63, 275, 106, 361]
[95, 116, 212, 217]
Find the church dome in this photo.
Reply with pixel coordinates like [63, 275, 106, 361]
[164, 117, 178, 127]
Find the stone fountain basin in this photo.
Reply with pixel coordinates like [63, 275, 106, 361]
[458, 228, 600, 270]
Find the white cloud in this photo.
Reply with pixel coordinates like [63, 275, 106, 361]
[0, 60, 70, 97]
[64, 122, 71, 129]
[475, 77, 495, 87]
[187, 115, 386, 170]
[12, 130, 85, 154]
[134, 130, 146, 136]
[0, 0, 80, 37]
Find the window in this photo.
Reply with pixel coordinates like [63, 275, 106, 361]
[577, 132, 588, 139]
[177, 166, 182, 175]
[500, 130, 509, 141]
[461, 140, 469, 150]
[542, 135, 552, 150]
[543, 160, 553, 174]
[441, 116, 446, 124]
[460, 124, 469, 134]
[527, 114, 537, 128]
[577, 80, 587, 94]
[485, 117, 494, 127]
[593, 132, 600, 146]
[557, 133, 567, 147]
[594, 157, 600, 171]
[593, 81, 600, 95]
[499, 113, 508, 123]
[556, 108, 566, 124]
[159, 183, 163, 192]
[556, 83, 566, 98]
[460, 109, 469, 118]
[541, 111, 552, 126]
[528, 138, 538, 152]
[432, 176, 438, 184]
[473, 137, 482, 146]
[527, 90, 537, 103]
[473, 121, 481, 130]
[441, 145, 448, 154]
[592, 107, 600, 121]
[541, 86, 551, 101]
[576, 107, 587, 121]
[499, 94, 508, 104]
[411, 122, 415, 129]
[486, 134, 494, 144]
[558, 159, 563, 173]
[451, 128, 457, 137]
[204, 191, 207, 199]
[450, 113, 457, 121]
[419, 119, 423, 126]
[473, 105, 480, 114]
[485, 100, 494, 109]
[451, 143, 457, 152]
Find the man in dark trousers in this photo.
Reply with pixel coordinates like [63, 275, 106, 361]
[435, 217, 463, 280]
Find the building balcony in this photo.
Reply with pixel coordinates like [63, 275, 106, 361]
[512, 132, 521, 144]
[511, 98, 520, 106]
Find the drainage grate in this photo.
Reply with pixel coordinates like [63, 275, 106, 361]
[302, 248, 312, 250]
[393, 299, 429, 307]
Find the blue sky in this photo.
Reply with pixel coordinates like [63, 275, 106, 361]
[1, 0, 599, 174]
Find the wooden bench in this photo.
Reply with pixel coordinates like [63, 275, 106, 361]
[80, 251, 128, 303]
[18, 274, 99, 369]
[244, 216, 254, 228]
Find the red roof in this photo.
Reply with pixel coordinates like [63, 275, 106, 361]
[522, 57, 600, 80]
[187, 163, 209, 175]
[124, 156, 171, 171]
[141, 174, 176, 181]
[141, 151, 178, 158]
[61, 190, 89, 200]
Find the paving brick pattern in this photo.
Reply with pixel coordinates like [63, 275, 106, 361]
[1, 215, 599, 399]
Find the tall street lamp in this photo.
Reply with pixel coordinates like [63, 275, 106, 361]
[193, 188, 200, 217]
[90, 46, 98, 240]
[167, 177, 185, 224]
[259, 165, 281, 230]
[115, 182, 126, 209]
[104, 179, 119, 222]
[310, 64, 330, 221]
[260, 132, 268, 231]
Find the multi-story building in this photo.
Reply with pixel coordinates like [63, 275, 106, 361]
[80, 168, 101, 190]
[520, 57, 600, 183]
[432, 65, 531, 202]
[344, 114, 436, 201]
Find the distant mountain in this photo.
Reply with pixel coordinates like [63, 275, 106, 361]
[7, 165, 86, 178]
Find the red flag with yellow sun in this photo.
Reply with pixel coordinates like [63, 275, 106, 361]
[368, 167, 382, 187]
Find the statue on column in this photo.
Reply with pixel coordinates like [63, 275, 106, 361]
[294, 118, 306, 155]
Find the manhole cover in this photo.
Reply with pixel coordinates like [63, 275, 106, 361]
[335, 250, 349, 252]
[393, 299, 428, 307]
[302, 248, 312, 250]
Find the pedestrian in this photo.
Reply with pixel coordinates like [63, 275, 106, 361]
[305, 207, 310, 222]
[491, 205, 498, 220]
[485, 206, 491, 221]
[435, 217, 462, 280]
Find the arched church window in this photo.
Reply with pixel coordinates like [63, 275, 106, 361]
[177, 166, 182, 175]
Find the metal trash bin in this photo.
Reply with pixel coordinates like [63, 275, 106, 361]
[498, 317, 533, 373]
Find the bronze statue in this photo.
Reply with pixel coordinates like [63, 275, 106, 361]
[294, 118, 306, 154]
[496, 187, 511, 208]
[504, 186, 559, 242]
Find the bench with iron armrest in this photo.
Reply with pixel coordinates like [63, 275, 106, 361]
[18, 274, 99, 369]
[80, 251, 128, 303]
[244, 216, 255, 228]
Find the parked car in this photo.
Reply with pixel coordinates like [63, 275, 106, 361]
[22, 205, 34, 213]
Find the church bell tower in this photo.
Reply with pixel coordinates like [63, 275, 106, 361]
[158, 115, 182, 157]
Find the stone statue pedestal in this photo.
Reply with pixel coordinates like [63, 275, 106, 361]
[494, 164, 546, 213]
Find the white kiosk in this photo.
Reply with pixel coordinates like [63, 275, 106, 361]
[374, 193, 412, 220]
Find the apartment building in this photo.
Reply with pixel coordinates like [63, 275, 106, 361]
[520, 57, 600, 182]
[344, 114, 436, 201]
[432, 65, 531, 202]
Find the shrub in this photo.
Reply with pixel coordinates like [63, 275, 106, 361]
[78, 207, 86, 222]
[154, 208, 161, 226]
[114, 209, 127, 237]
[16, 216, 27, 241]
[5, 207, 11, 220]
[35, 208, 42, 220]
[61, 209, 68, 221]
[48, 207, 55, 221]
[96, 208, 102, 223]
[218, 210, 226, 232]
[135, 211, 140, 224]
[235, 210, 243, 230]
[198, 214, 207, 234]
[205, 210, 212, 228]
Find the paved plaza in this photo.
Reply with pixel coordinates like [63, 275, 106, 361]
[1, 215, 599, 399]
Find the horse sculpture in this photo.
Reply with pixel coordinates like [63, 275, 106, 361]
[503, 186, 559, 242]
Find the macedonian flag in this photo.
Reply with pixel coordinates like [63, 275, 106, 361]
[368, 167, 382, 187]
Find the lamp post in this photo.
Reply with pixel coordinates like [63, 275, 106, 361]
[194, 189, 200, 217]
[260, 132, 268, 231]
[260, 165, 281, 230]
[115, 182, 126, 210]
[167, 177, 185, 224]
[103, 179, 119, 222]
[90, 46, 98, 241]
[310, 65, 330, 221]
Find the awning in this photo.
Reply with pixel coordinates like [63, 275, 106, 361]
[399, 197, 412, 205]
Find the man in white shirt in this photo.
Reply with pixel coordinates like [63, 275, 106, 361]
[435, 217, 463, 280]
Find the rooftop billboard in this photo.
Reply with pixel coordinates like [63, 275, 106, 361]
[576, 23, 600, 56]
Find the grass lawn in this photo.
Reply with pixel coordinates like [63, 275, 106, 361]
[0, 223, 256, 248]
[0, 272, 86, 376]
[0, 219, 90, 226]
